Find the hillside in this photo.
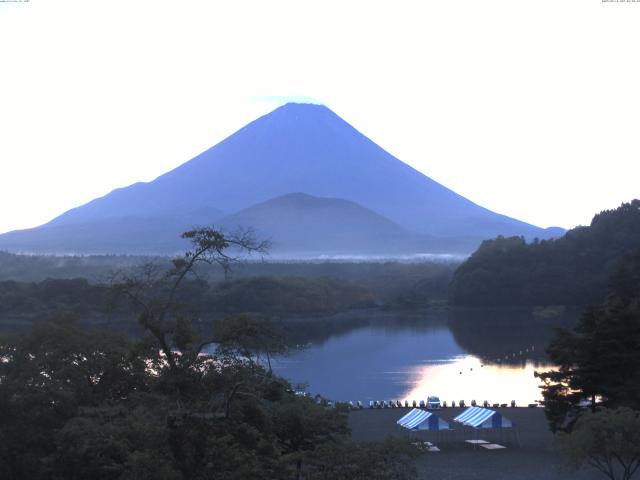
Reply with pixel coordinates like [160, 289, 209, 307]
[0, 103, 562, 255]
[221, 192, 476, 254]
[223, 192, 408, 252]
[448, 200, 640, 306]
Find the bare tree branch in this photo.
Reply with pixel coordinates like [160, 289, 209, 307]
[111, 226, 269, 378]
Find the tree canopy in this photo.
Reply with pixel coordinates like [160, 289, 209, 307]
[536, 249, 640, 432]
[449, 200, 640, 307]
[557, 408, 640, 480]
[0, 227, 417, 480]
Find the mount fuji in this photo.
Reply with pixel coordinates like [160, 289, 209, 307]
[0, 103, 563, 255]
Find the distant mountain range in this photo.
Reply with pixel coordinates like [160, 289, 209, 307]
[0, 103, 564, 255]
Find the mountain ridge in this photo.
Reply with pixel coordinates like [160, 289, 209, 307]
[221, 192, 413, 254]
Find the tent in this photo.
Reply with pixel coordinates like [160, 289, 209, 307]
[453, 406, 514, 429]
[397, 408, 451, 431]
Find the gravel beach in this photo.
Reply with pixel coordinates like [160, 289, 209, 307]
[349, 407, 601, 479]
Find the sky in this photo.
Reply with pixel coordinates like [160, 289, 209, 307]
[1, 0, 639, 234]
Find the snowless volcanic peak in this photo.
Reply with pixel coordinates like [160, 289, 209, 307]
[0, 103, 562, 254]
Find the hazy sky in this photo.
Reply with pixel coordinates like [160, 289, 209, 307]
[1, 0, 639, 234]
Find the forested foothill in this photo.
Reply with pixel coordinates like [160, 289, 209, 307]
[449, 200, 640, 307]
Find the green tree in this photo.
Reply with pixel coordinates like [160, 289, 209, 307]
[113, 227, 269, 374]
[215, 314, 287, 373]
[557, 408, 640, 480]
[272, 397, 349, 479]
[0, 315, 149, 480]
[303, 438, 418, 480]
[536, 250, 640, 431]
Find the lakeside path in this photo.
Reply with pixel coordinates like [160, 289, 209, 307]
[349, 407, 601, 480]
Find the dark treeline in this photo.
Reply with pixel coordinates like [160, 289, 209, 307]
[0, 251, 458, 306]
[211, 276, 375, 314]
[0, 261, 457, 335]
[0, 277, 113, 320]
[0, 276, 375, 333]
[449, 200, 640, 307]
[225, 261, 456, 306]
[0, 251, 152, 283]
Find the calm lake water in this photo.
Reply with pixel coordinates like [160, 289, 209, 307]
[273, 309, 572, 405]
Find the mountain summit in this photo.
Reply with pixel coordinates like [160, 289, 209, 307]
[0, 103, 562, 254]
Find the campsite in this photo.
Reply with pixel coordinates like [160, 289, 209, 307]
[350, 407, 601, 480]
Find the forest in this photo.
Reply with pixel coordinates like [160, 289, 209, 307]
[0, 276, 376, 330]
[0, 228, 418, 480]
[0, 254, 456, 336]
[448, 200, 640, 307]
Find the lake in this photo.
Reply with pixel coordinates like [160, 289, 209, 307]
[273, 309, 574, 405]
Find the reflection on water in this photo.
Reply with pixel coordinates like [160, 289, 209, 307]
[447, 307, 578, 364]
[274, 309, 571, 404]
[402, 356, 550, 406]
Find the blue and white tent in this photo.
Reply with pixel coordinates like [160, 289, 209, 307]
[453, 407, 514, 429]
[397, 408, 451, 431]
